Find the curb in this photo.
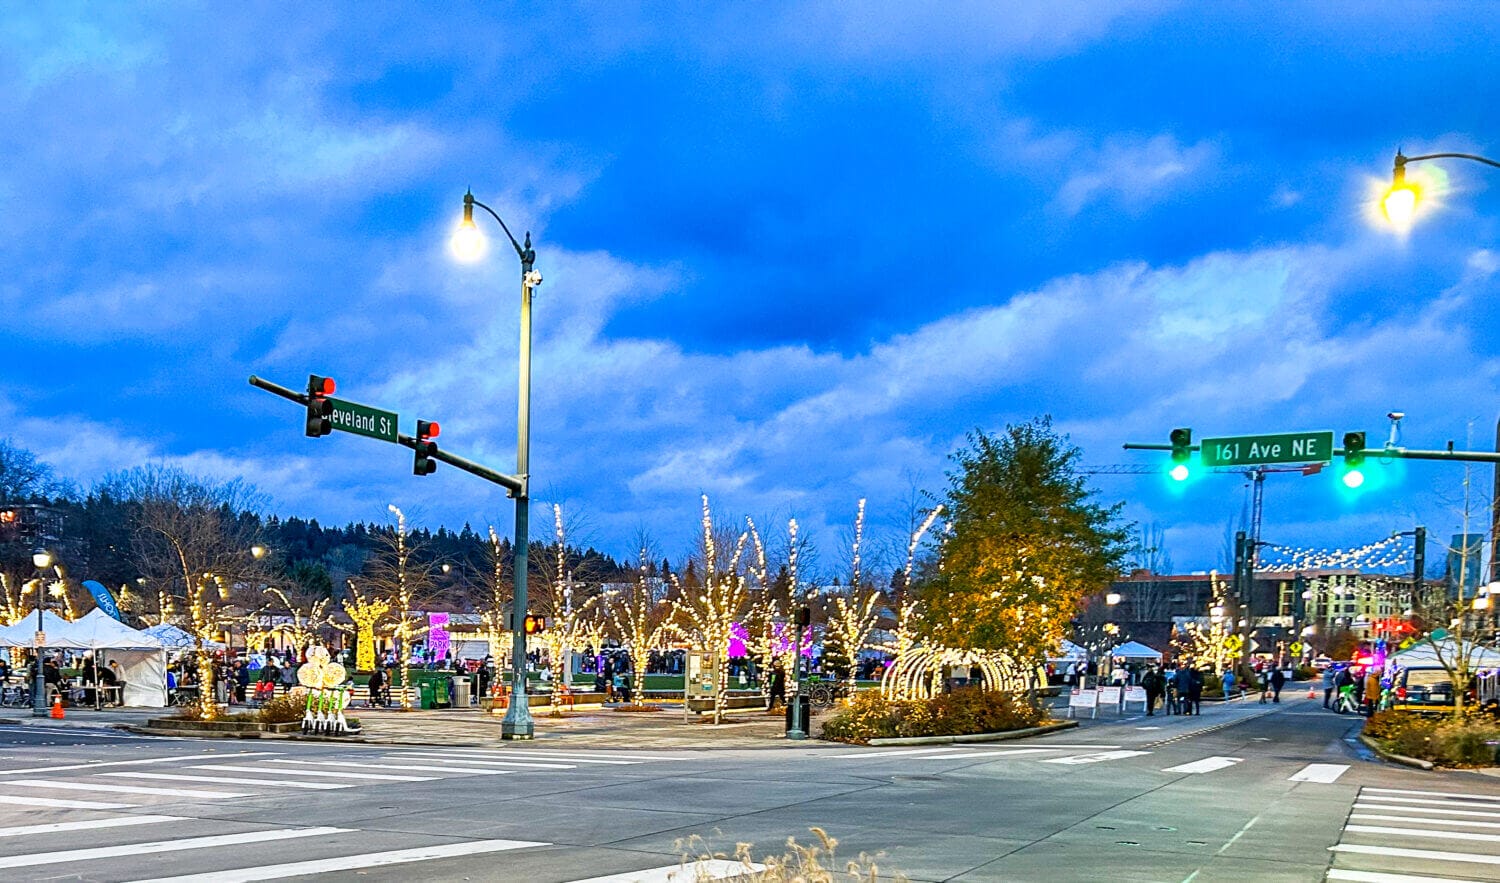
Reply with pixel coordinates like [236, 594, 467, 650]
[867, 720, 1079, 747]
[1358, 733, 1435, 771]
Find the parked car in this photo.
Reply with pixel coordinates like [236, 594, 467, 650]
[1310, 656, 1335, 671]
[1392, 666, 1459, 711]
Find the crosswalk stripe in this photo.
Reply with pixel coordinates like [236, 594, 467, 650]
[562, 858, 767, 882]
[1363, 787, 1500, 804]
[125, 837, 550, 882]
[1289, 763, 1348, 783]
[482, 750, 673, 761]
[193, 764, 433, 782]
[1018, 744, 1122, 750]
[829, 747, 973, 759]
[103, 772, 348, 790]
[1328, 869, 1494, 882]
[1344, 824, 1500, 843]
[1357, 796, 1500, 812]
[5, 779, 248, 799]
[1163, 756, 1241, 774]
[257, 759, 484, 776]
[0, 826, 348, 870]
[0, 815, 184, 838]
[1355, 802, 1500, 820]
[0, 752, 280, 777]
[0, 794, 134, 809]
[1351, 813, 1500, 830]
[396, 749, 624, 764]
[391, 749, 662, 764]
[1331, 843, 1500, 866]
[1043, 750, 1150, 765]
[378, 755, 575, 770]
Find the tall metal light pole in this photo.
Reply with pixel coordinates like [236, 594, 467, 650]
[452, 191, 540, 740]
[31, 550, 52, 716]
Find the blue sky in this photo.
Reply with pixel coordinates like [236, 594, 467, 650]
[2, 3, 1497, 576]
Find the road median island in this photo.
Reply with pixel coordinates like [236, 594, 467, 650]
[1357, 733, 1435, 770]
[870, 720, 1079, 746]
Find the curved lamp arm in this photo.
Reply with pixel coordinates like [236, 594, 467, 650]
[463, 191, 535, 272]
[1394, 151, 1500, 183]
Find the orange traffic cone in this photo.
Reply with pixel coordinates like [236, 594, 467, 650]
[1306, 686, 1316, 700]
[49, 696, 64, 719]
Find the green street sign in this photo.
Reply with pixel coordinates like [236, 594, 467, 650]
[1200, 431, 1333, 467]
[327, 398, 398, 443]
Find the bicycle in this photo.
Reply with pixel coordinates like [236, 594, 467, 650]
[0, 684, 31, 708]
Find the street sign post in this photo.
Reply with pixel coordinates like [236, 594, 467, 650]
[1200, 431, 1333, 467]
[328, 398, 398, 443]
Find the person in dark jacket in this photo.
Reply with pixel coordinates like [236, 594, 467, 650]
[1270, 667, 1287, 703]
[1173, 666, 1194, 715]
[1141, 667, 1165, 716]
[1187, 668, 1204, 715]
[367, 667, 386, 707]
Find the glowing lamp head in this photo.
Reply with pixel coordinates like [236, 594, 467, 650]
[1105, 592, 1122, 606]
[32, 550, 52, 569]
[1169, 464, 1190, 482]
[1382, 184, 1418, 229]
[1342, 469, 1365, 489]
[450, 192, 485, 262]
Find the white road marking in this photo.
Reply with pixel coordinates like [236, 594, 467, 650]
[396, 749, 664, 764]
[828, 747, 975, 759]
[377, 754, 575, 770]
[562, 859, 767, 883]
[1289, 763, 1349, 783]
[271, 760, 506, 776]
[1163, 756, 1241, 774]
[493, 750, 674, 761]
[1331, 843, 1500, 866]
[0, 826, 348, 869]
[0, 794, 135, 809]
[1344, 824, 1500, 843]
[194, 764, 433, 782]
[0, 752, 279, 777]
[1358, 796, 1500, 812]
[0, 815, 183, 838]
[1043, 750, 1150, 765]
[103, 772, 348, 790]
[5, 779, 248, 799]
[1355, 802, 1500, 820]
[1351, 813, 1500, 830]
[1019, 744, 1122, 750]
[1363, 787, 1500, 804]
[1328, 869, 1493, 882]
[126, 837, 550, 882]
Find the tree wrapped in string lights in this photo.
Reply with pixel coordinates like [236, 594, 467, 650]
[606, 548, 675, 707]
[250, 586, 331, 657]
[357, 505, 433, 709]
[674, 496, 751, 724]
[335, 581, 391, 673]
[823, 499, 884, 697]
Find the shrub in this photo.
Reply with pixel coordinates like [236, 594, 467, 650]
[1365, 711, 1500, 767]
[1293, 664, 1318, 681]
[820, 688, 1044, 744]
[258, 688, 309, 724]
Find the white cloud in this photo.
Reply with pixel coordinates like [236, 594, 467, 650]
[1053, 134, 1220, 217]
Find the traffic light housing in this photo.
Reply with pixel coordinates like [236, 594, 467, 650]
[305, 375, 335, 437]
[413, 420, 439, 475]
[522, 613, 546, 635]
[1169, 427, 1192, 481]
[1342, 431, 1366, 488]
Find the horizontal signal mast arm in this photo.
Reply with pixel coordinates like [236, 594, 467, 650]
[1123, 439, 1500, 464]
[248, 374, 526, 497]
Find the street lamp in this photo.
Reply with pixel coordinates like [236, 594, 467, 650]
[1381, 150, 1500, 231]
[451, 190, 541, 740]
[31, 550, 52, 716]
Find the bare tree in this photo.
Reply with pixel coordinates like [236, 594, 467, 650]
[355, 505, 436, 709]
[1127, 522, 1176, 622]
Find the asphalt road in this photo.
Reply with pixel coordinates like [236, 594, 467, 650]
[0, 696, 1494, 882]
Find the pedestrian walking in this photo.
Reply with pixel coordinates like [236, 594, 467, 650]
[1221, 668, 1236, 699]
[366, 666, 386, 708]
[1173, 666, 1193, 715]
[1188, 668, 1204, 715]
[1321, 666, 1336, 708]
[1258, 667, 1271, 704]
[1270, 667, 1286, 703]
[767, 667, 786, 710]
[1142, 667, 1164, 716]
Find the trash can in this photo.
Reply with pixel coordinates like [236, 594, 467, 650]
[417, 679, 436, 710]
[784, 695, 811, 732]
[453, 677, 472, 708]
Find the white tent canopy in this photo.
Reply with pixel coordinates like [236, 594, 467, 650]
[69, 610, 168, 708]
[1110, 640, 1163, 661]
[1051, 639, 1089, 661]
[0, 611, 89, 648]
[70, 609, 162, 650]
[1394, 638, 1500, 669]
[142, 623, 223, 651]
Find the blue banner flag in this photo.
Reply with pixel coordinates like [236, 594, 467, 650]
[82, 580, 123, 621]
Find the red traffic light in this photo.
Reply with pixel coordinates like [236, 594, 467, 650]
[308, 375, 336, 397]
[416, 420, 440, 440]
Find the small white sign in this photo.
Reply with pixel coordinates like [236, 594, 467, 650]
[1124, 686, 1147, 702]
[1069, 689, 1098, 708]
[33, 631, 45, 648]
[1097, 686, 1122, 705]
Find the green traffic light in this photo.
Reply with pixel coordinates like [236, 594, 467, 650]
[1342, 469, 1365, 489]
[1170, 464, 1190, 482]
